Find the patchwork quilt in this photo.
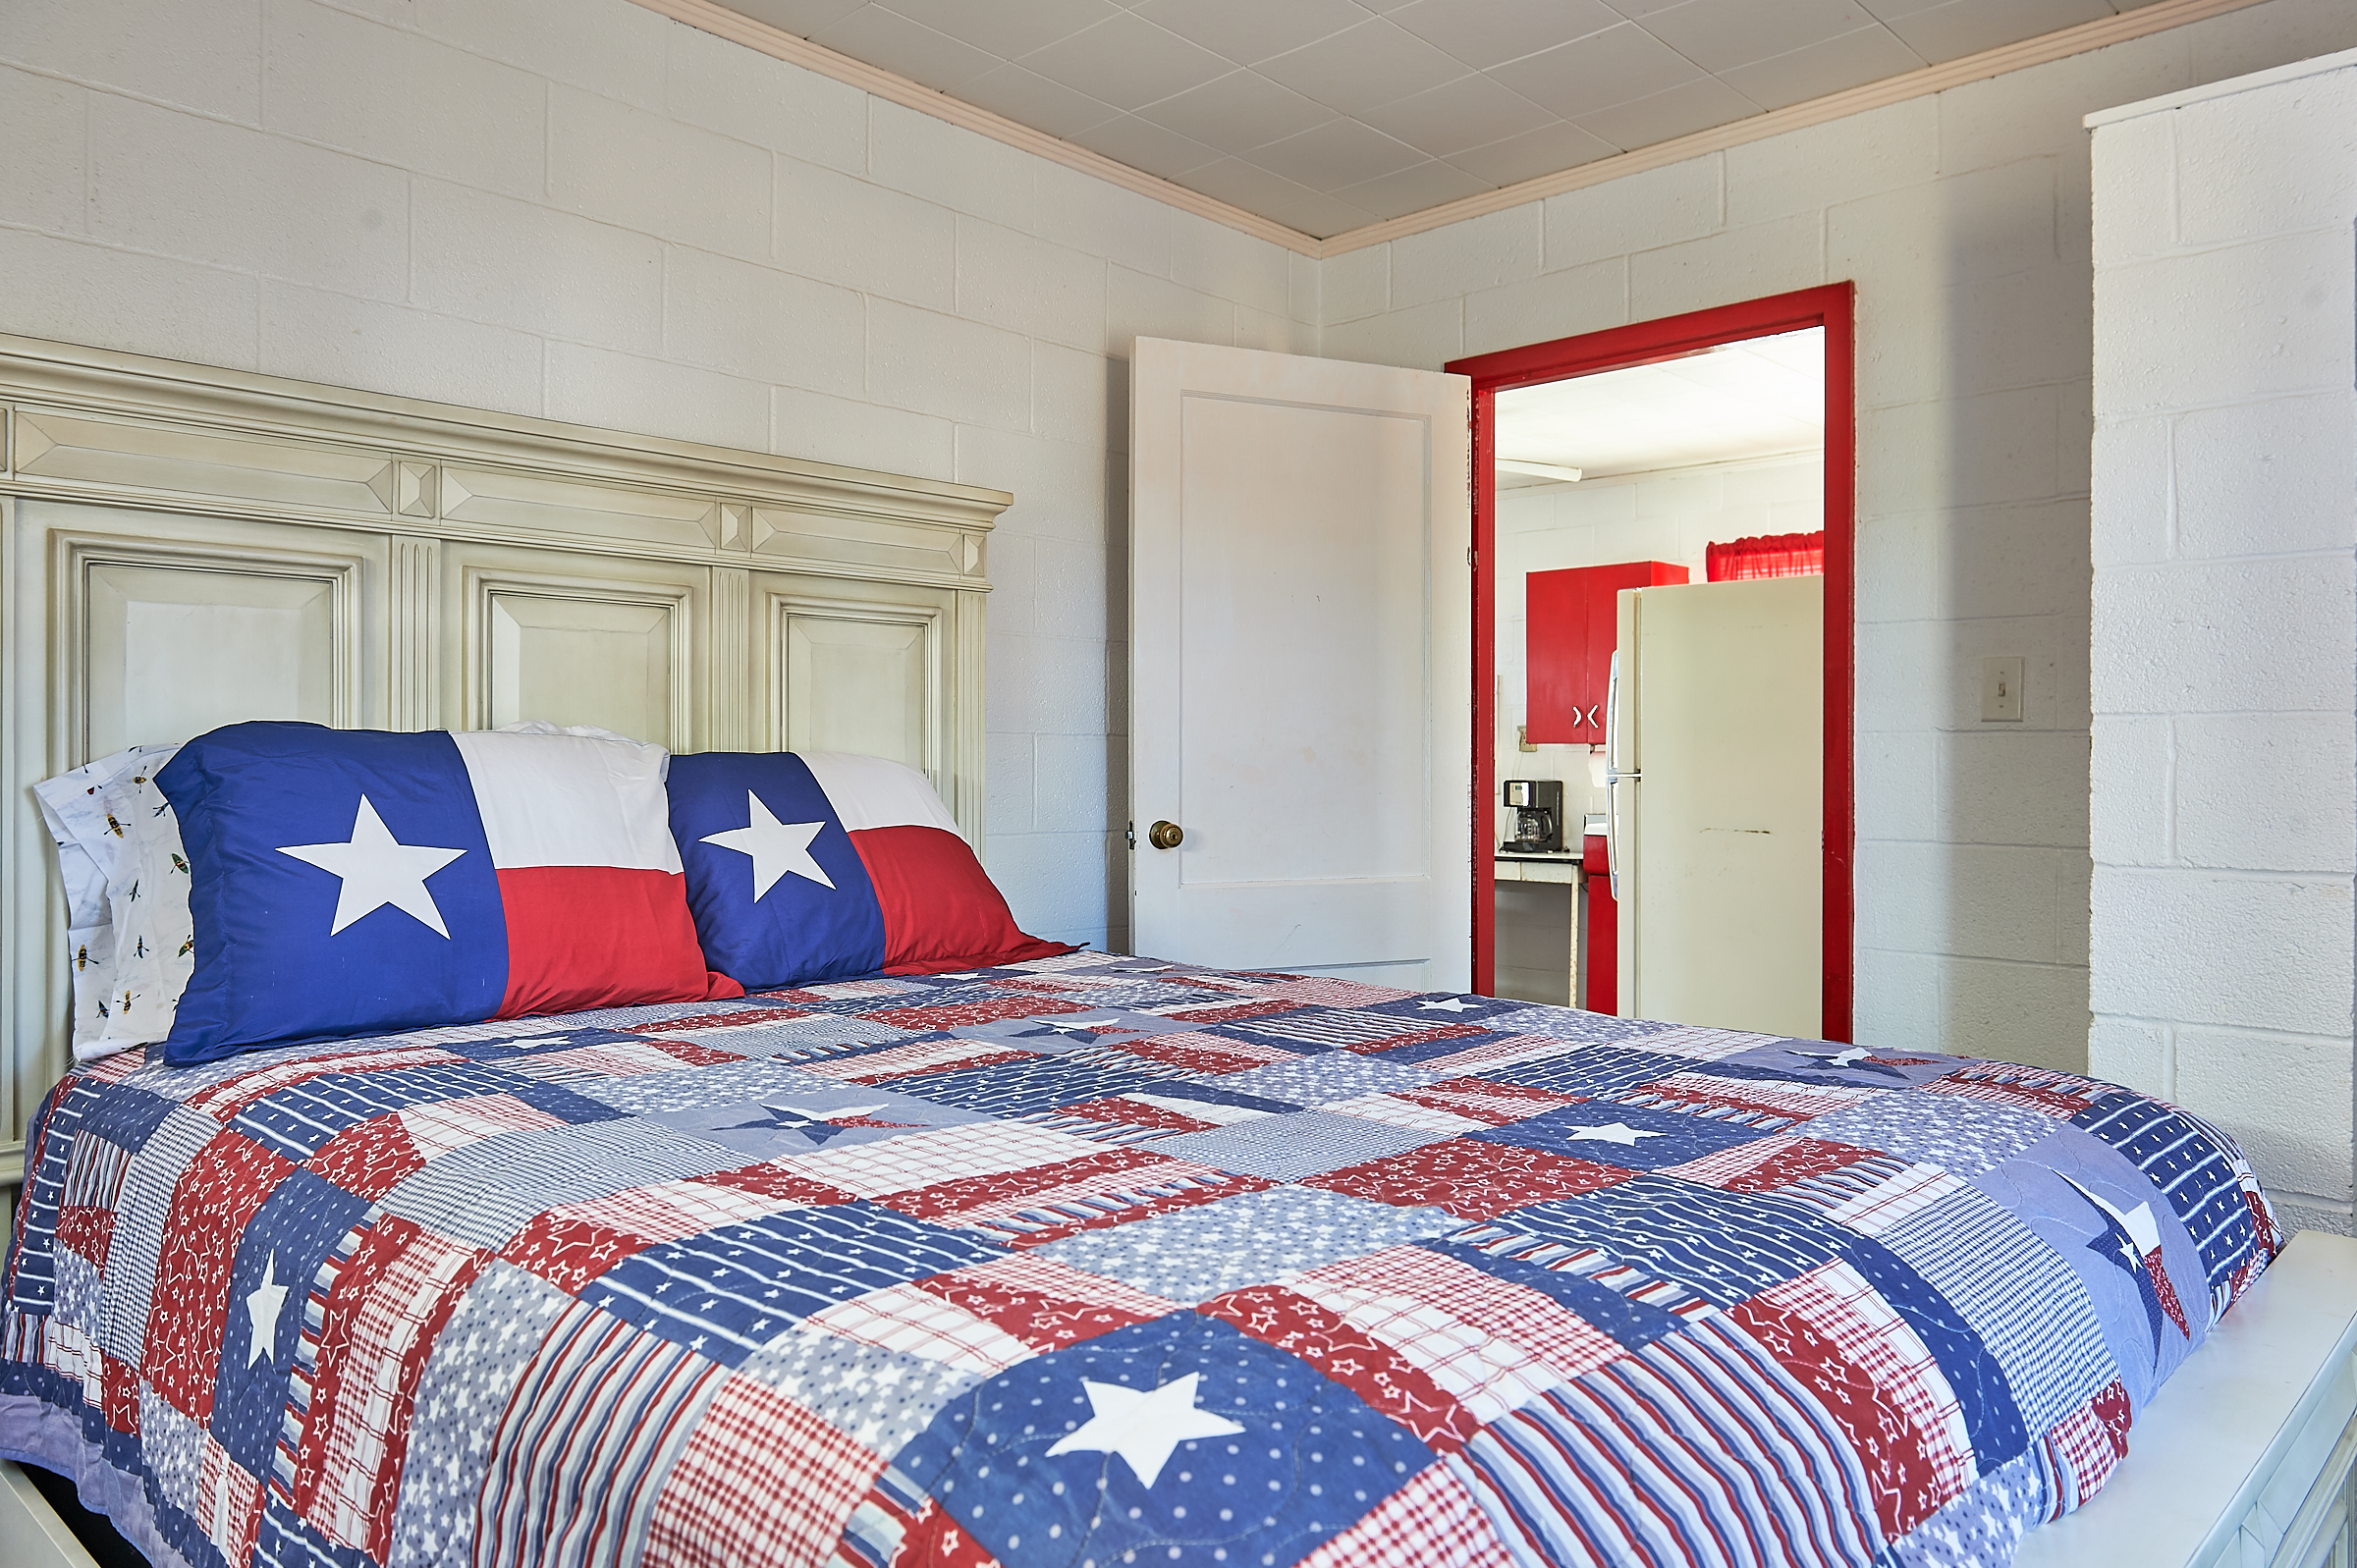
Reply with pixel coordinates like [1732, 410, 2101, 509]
[0, 951, 2281, 1568]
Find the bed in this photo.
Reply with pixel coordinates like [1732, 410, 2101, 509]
[0, 335, 2351, 1568]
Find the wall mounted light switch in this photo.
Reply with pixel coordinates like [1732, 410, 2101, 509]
[1982, 656, 2024, 722]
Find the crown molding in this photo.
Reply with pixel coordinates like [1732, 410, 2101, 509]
[632, 0, 2275, 262]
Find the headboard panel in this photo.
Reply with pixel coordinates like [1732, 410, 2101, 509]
[0, 334, 1009, 1178]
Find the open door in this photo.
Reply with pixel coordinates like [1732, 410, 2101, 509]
[1129, 338, 1472, 991]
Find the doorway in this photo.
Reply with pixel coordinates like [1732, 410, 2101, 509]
[1449, 284, 1856, 1041]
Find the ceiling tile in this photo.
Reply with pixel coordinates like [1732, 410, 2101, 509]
[1597, 0, 1689, 16]
[958, 63, 1124, 139]
[1177, 156, 1377, 237]
[1879, 0, 2110, 63]
[1443, 118, 1619, 186]
[1384, 0, 1620, 71]
[1356, 72, 1555, 158]
[810, 5, 1002, 90]
[1330, 157, 1492, 220]
[1489, 23, 1705, 120]
[1574, 74, 1761, 149]
[1637, 0, 1880, 75]
[724, 0, 867, 37]
[1018, 11, 1233, 111]
[1853, 0, 1950, 17]
[1249, 116, 1428, 189]
[1255, 19, 1470, 118]
[1135, 71, 1338, 157]
[1067, 112, 1226, 180]
[1128, 0, 1373, 65]
[1717, 24, 1924, 110]
[876, 0, 1122, 60]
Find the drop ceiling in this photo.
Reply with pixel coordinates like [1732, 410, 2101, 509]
[713, 0, 2168, 239]
[1495, 327, 1826, 483]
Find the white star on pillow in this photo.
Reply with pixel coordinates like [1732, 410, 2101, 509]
[701, 791, 834, 899]
[278, 796, 466, 937]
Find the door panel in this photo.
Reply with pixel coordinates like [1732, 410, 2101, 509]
[1131, 338, 1471, 989]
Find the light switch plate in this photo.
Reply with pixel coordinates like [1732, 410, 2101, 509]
[1982, 656, 2024, 722]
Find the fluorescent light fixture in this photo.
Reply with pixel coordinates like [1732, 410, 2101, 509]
[1496, 458, 1584, 482]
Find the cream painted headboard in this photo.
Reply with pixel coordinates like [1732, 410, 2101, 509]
[0, 334, 1008, 1180]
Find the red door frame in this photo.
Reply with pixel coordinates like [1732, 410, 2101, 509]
[1447, 282, 1857, 1042]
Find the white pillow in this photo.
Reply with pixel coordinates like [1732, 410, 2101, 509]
[32, 745, 174, 1055]
[85, 760, 194, 1057]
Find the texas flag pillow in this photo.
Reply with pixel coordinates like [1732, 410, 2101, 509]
[157, 721, 739, 1064]
[666, 750, 1074, 991]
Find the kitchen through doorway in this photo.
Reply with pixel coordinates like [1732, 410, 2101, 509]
[1450, 286, 1856, 1041]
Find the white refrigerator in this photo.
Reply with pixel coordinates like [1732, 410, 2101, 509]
[1608, 575, 1823, 1039]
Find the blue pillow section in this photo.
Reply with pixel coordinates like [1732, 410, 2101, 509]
[665, 751, 887, 991]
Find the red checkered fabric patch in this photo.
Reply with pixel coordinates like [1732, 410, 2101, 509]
[397, 1092, 565, 1160]
[873, 1146, 1174, 1222]
[1200, 1283, 1477, 1453]
[1393, 1076, 1580, 1124]
[195, 1436, 265, 1564]
[181, 1046, 465, 1123]
[641, 1374, 884, 1568]
[1307, 1137, 1632, 1219]
[141, 1128, 297, 1422]
[800, 1040, 1040, 1085]
[806, 1284, 1034, 1376]
[1728, 1258, 1973, 1541]
[923, 1254, 1178, 1354]
[1660, 1134, 1880, 1193]
[1253, 977, 1418, 1006]
[1294, 1458, 1514, 1568]
[2040, 1379, 2132, 1515]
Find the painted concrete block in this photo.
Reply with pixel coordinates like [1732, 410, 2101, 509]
[2090, 866, 2353, 1034]
[2095, 230, 2356, 412]
[2086, 1014, 2167, 1098]
[775, 157, 956, 311]
[1105, 266, 1235, 357]
[663, 244, 863, 396]
[2182, 0, 2357, 104]
[1828, 157, 2059, 298]
[666, 23, 864, 175]
[1460, 258, 1627, 359]
[1941, 954, 2090, 1071]
[1031, 342, 1115, 451]
[871, 99, 1038, 231]
[2093, 556, 2353, 716]
[1862, 840, 2068, 964]
[264, 0, 544, 198]
[549, 86, 769, 260]
[1726, 96, 1938, 225]
[0, 0, 261, 124]
[985, 731, 1036, 835]
[984, 829, 1114, 938]
[1629, 211, 1823, 323]
[1033, 161, 1172, 280]
[2175, 1027, 2357, 1199]
[414, 0, 666, 109]
[2089, 414, 2172, 569]
[2087, 716, 2171, 870]
[1234, 307, 1318, 355]
[1320, 298, 1463, 371]
[1391, 205, 1542, 312]
[1858, 387, 2060, 516]
[1851, 946, 1946, 1054]
[89, 101, 408, 299]
[2088, 112, 2177, 268]
[258, 282, 542, 418]
[957, 215, 1108, 351]
[985, 533, 1036, 638]
[1319, 243, 1391, 325]
[1027, 632, 1116, 737]
[0, 226, 259, 369]
[2174, 712, 2357, 875]
[1288, 251, 1319, 326]
[1941, 730, 2092, 850]
[1033, 730, 1114, 832]
[542, 340, 768, 453]
[984, 629, 1043, 738]
[1032, 535, 1114, 643]
[0, 66, 84, 236]
[1854, 730, 1937, 843]
[1171, 215, 1290, 320]
[768, 385, 954, 481]
[1542, 155, 1722, 274]
[869, 298, 1030, 431]
[411, 179, 663, 352]
[2173, 391, 2357, 560]
[1935, 499, 2095, 622]
[1941, 30, 2186, 179]
[956, 425, 1111, 544]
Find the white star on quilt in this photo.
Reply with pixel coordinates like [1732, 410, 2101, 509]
[1416, 997, 1480, 1012]
[702, 791, 833, 898]
[1045, 1373, 1246, 1487]
[246, 1251, 288, 1368]
[279, 796, 466, 937]
[1562, 1121, 1664, 1146]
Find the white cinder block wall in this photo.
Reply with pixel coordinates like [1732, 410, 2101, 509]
[1321, 0, 2357, 1072]
[0, 0, 1319, 958]
[2088, 51, 2357, 1236]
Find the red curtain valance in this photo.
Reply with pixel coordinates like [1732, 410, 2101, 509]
[1706, 530, 1825, 582]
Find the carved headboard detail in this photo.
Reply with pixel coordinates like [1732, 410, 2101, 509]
[0, 334, 1008, 1178]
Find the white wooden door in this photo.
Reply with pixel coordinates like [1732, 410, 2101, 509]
[1129, 338, 1471, 990]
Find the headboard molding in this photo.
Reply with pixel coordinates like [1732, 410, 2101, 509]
[0, 333, 1010, 1179]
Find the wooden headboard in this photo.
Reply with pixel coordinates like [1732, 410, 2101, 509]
[0, 334, 1009, 1180]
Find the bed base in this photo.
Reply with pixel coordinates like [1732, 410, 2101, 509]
[4, 1231, 2349, 1568]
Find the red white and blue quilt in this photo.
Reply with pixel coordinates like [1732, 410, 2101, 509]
[0, 952, 2281, 1568]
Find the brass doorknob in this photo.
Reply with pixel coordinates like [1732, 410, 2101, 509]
[1147, 820, 1183, 849]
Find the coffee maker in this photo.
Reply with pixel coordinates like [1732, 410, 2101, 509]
[1502, 779, 1564, 852]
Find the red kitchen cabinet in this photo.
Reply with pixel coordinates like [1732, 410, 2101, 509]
[1525, 561, 1689, 744]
